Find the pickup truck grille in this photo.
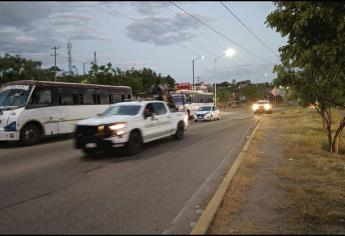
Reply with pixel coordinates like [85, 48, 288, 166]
[75, 125, 98, 137]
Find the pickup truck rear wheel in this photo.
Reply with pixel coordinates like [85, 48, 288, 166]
[174, 122, 185, 140]
[125, 130, 142, 155]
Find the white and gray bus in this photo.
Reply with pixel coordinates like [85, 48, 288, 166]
[0, 80, 132, 145]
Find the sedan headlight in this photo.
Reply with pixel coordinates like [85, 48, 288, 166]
[264, 104, 271, 110]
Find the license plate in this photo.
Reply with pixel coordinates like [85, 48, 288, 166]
[85, 143, 97, 148]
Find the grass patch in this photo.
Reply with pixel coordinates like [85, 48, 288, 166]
[273, 107, 345, 234]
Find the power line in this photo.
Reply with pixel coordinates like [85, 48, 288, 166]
[164, 5, 226, 52]
[102, 3, 201, 56]
[169, 1, 268, 62]
[219, 1, 279, 58]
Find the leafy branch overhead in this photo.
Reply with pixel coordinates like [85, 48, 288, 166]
[266, 1, 345, 153]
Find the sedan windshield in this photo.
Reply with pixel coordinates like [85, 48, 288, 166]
[101, 105, 141, 116]
[0, 87, 31, 108]
[198, 106, 212, 111]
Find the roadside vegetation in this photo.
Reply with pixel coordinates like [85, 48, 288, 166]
[210, 107, 345, 234]
[266, 2, 345, 153]
[274, 107, 345, 234]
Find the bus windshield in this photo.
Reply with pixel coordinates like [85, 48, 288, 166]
[101, 105, 141, 116]
[171, 95, 186, 105]
[0, 85, 32, 109]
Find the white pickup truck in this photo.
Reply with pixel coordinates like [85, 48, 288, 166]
[74, 100, 189, 155]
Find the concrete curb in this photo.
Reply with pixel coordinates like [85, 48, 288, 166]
[190, 119, 262, 235]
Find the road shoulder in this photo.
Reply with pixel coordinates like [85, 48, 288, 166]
[209, 116, 292, 234]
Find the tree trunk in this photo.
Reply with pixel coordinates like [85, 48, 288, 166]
[331, 118, 345, 154]
[327, 125, 333, 152]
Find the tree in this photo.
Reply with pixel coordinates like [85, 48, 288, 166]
[266, 2, 345, 153]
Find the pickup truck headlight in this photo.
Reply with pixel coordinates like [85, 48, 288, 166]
[108, 122, 127, 136]
[264, 104, 271, 110]
[252, 104, 259, 111]
[109, 123, 126, 130]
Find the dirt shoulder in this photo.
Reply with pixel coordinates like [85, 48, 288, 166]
[209, 107, 345, 234]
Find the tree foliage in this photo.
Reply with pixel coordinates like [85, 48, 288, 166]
[0, 54, 175, 96]
[266, 1, 345, 153]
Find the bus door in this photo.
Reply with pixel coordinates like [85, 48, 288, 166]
[26, 86, 59, 136]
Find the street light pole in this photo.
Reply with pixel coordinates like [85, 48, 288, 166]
[214, 48, 236, 107]
[192, 55, 204, 91]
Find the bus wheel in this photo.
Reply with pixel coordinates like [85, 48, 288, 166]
[125, 130, 142, 155]
[20, 123, 41, 145]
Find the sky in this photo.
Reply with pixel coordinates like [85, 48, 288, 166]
[0, 1, 287, 84]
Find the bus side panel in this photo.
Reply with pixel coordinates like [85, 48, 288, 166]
[54, 104, 110, 134]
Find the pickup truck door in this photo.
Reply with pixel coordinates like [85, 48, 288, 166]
[142, 103, 160, 142]
[152, 102, 173, 137]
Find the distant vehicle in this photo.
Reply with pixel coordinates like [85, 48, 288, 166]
[74, 100, 189, 156]
[170, 90, 214, 119]
[252, 100, 273, 114]
[0, 80, 132, 145]
[194, 105, 220, 122]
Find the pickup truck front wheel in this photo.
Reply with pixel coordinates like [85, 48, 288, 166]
[174, 122, 185, 140]
[125, 130, 142, 155]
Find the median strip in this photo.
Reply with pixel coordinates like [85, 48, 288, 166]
[190, 118, 261, 235]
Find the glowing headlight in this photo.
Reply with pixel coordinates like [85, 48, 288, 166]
[109, 123, 126, 130]
[252, 104, 259, 111]
[264, 104, 271, 110]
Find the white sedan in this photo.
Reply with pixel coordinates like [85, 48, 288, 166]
[194, 105, 221, 122]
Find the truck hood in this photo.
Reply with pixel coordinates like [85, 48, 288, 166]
[77, 115, 137, 126]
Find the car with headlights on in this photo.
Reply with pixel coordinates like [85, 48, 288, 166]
[74, 100, 189, 156]
[194, 105, 220, 122]
[252, 100, 273, 114]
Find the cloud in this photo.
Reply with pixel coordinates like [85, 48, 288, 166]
[126, 13, 209, 46]
[130, 1, 171, 15]
[204, 63, 277, 83]
[0, 2, 110, 57]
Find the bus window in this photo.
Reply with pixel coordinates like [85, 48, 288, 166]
[28, 87, 53, 108]
[58, 88, 73, 105]
[113, 94, 122, 103]
[81, 89, 95, 105]
[99, 94, 109, 104]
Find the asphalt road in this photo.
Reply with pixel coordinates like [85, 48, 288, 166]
[0, 108, 257, 234]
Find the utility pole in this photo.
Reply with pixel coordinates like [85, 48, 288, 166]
[94, 50, 97, 65]
[51, 46, 60, 81]
[83, 62, 87, 75]
[67, 43, 73, 75]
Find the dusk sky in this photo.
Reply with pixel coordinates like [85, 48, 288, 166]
[0, 1, 287, 84]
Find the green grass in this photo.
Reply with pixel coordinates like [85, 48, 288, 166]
[273, 107, 345, 234]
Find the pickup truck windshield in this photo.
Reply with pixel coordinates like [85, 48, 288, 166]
[0, 87, 31, 108]
[198, 106, 212, 111]
[101, 105, 141, 116]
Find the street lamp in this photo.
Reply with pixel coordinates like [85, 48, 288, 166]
[214, 48, 236, 106]
[192, 55, 205, 91]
